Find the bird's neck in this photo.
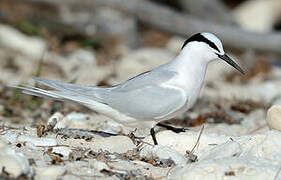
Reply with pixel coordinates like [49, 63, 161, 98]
[171, 49, 209, 76]
[167, 49, 209, 98]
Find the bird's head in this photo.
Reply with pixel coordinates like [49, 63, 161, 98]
[181, 32, 244, 74]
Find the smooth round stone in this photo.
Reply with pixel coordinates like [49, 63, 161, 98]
[267, 105, 281, 131]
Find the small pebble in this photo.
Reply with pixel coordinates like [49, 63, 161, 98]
[267, 105, 281, 131]
[47, 112, 64, 131]
[0, 24, 47, 58]
[0, 142, 31, 178]
[140, 145, 187, 165]
[51, 147, 73, 160]
[35, 166, 66, 179]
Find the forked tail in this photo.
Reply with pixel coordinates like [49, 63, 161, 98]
[10, 78, 105, 105]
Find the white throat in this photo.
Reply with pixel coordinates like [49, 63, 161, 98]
[171, 46, 210, 75]
[162, 46, 211, 107]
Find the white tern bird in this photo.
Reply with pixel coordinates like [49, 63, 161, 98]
[13, 32, 244, 145]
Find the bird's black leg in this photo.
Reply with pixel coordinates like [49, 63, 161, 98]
[150, 127, 158, 145]
[157, 123, 187, 133]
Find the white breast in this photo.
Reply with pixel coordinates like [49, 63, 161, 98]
[165, 63, 207, 110]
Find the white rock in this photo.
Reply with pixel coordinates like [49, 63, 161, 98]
[90, 136, 135, 154]
[169, 156, 278, 180]
[62, 161, 105, 178]
[60, 7, 97, 35]
[109, 160, 169, 178]
[41, 52, 113, 86]
[256, 82, 281, 103]
[200, 141, 242, 160]
[272, 97, 281, 106]
[65, 112, 89, 122]
[202, 110, 267, 136]
[35, 166, 66, 180]
[94, 7, 134, 34]
[233, 0, 281, 32]
[267, 105, 281, 131]
[54, 118, 68, 130]
[94, 7, 138, 47]
[203, 80, 281, 104]
[140, 145, 187, 165]
[1, 131, 18, 144]
[88, 159, 110, 171]
[145, 130, 229, 155]
[68, 49, 97, 65]
[54, 112, 90, 129]
[18, 135, 57, 147]
[168, 131, 281, 179]
[243, 131, 281, 163]
[111, 48, 175, 83]
[47, 112, 64, 130]
[0, 140, 6, 148]
[0, 24, 47, 58]
[166, 36, 185, 53]
[52, 147, 73, 160]
[0, 143, 31, 178]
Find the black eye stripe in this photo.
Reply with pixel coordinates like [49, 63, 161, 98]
[181, 33, 220, 52]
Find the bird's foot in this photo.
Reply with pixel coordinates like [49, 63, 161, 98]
[156, 123, 188, 133]
[171, 127, 187, 133]
[150, 127, 158, 145]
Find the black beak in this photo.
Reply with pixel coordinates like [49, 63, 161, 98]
[218, 54, 244, 74]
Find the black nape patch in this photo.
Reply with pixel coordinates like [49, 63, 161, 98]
[181, 33, 220, 52]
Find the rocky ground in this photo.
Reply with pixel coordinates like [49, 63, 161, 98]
[0, 3, 281, 179]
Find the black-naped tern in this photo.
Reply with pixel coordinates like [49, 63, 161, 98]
[13, 32, 244, 145]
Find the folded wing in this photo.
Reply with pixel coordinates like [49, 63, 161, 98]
[13, 70, 187, 119]
[98, 70, 187, 119]
[102, 85, 187, 120]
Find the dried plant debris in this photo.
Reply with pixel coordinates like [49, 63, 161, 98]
[55, 128, 120, 141]
[37, 124, 48, 137]
[137, 156, 176, 168]
[87, 148, 175, 168]
[141, 29, 171, 47]
[86, 149, 138, 162]
[87, 149, 134, 164]
[225, 58, 272, 83]
[36, 115, 125, 141]
[230, 99, 267, 114]
[86, 150, 112, 162]
[189, 109, 240, 126]
[100, 169, 151, 180]
[45, 148, 64, 164]
[0, 167, 30, 180]
[0, 87, 43, 119]
[186, 98, 266, 127]
[225, 171, 235, 176]
[127, 128, 146, 147]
